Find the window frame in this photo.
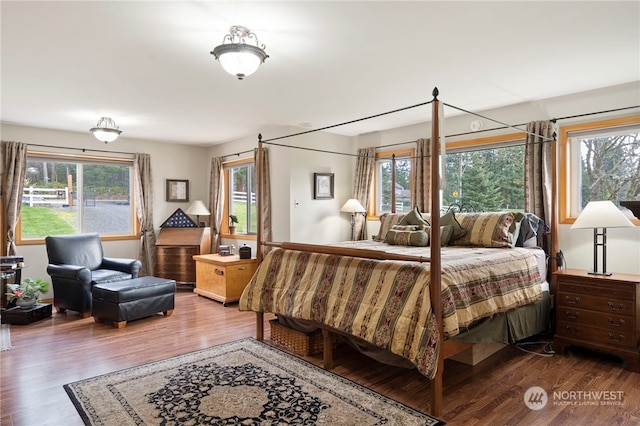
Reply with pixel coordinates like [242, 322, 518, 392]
[17, 150, 139, 245]
[222, 157, 257, 240]
[559, 115, 640, 225]
[370, 148, 414, 218]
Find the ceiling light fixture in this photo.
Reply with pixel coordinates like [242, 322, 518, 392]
[90, 117, 122, 143]
[210, 25, 268, 80]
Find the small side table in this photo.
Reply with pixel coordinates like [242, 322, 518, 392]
[1, 303, 52, 325]
[193, 254, 258, 306]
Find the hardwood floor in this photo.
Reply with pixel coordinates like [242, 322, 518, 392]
[2, 290, 639, 425]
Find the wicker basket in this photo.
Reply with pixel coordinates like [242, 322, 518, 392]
[269, 319, 342, 356]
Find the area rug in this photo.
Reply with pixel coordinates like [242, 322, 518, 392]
[64, 337, 444, 425]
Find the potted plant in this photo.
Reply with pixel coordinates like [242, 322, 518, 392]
[5, 277, 49, 309]
[229, 215, 239, 235]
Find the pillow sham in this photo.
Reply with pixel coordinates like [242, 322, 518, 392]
[375, 212, 406, 241]
[423, 225, 455, 246]
[398, 206, 430, 227]
[454, 212, 524, 248]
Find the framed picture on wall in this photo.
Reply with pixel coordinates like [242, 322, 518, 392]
[166, 179, 189, 202]
[314, 173, 334, 200]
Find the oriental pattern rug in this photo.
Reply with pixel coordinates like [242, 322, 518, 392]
[64, 338, 444, 425]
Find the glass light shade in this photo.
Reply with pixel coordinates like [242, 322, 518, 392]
[341, 199, 366, 214]
[186, 200, 210, 216]
[571, 200, 635, 229]
[90, 117, 122, 143]
[218, 50, 262, 79]
[211, 26, 268, 80]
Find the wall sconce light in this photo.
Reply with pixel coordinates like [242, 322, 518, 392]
[210, 25, 269, 80]
[571, 200, 635, 276]
[90, 117, 122, 143]
[186, 200, 211, 227]
[340, 198, 366, 241]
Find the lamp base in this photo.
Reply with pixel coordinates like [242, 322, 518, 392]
[588, 270, 612, 276]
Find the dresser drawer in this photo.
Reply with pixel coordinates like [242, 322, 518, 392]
[557, 321, 637, 348]
[557, 281, 635, 300]
[557, 306, 634, 333]
[557, 291, 635, 316]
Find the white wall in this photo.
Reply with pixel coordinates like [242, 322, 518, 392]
[1, 123, 211, 296]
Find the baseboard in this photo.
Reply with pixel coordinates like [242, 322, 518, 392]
[449, 342, 507, 366]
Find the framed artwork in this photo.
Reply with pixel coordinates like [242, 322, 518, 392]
[314, 173, 334, 200]
[166, 179, 189, 202]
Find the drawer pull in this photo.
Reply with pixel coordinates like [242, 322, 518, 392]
[607, 333, 625, 342]
[215, 269, 225, 276]
[607, 317, 625, 327]
[564, 310, 579, 320]
[237, 266, 247, 271]
[565, 325, 581, 334]
[565, 296, 580, 305]
[607, 302, 625, 312]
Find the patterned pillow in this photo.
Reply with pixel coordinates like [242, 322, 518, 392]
[374, 213, 405, 241]
[385, 229, 429, 246]
[453, 212, 524, 247]
[398, 206, 430, 227]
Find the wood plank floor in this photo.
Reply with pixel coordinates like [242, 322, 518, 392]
[2, 290, 639, 425]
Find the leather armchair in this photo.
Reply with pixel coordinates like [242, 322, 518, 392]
[45, 233, 142, 318]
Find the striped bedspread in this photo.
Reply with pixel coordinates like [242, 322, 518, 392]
[239, 243, 542, 379]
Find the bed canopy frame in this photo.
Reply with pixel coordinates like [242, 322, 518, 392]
[248, 87, 555, 417]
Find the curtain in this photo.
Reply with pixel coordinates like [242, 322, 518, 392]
[1, 141, 27, 255]
[524, 121, 555, 247]
[412, 138, 431, 213]
[208, 157, 224, 253]
[133, 153, 156, 277]
[352, 147, 375, 240]
[254, 148, 272, 252]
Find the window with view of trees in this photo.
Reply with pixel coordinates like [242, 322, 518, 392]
[375, 150, 413, 215]
[443, 143, 525, 212]
[560, 116, 640, 221]
[224, 160, 256, 235]
[18, 154, 136, 241]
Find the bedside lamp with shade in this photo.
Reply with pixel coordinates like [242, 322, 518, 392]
[340, 198, 366, 241]
[571, 200, 635, 276]
[186, 200, 210, 227]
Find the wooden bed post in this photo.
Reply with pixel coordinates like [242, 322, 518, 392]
[429, 87, 444, 418]
[256, 134, 265, 341]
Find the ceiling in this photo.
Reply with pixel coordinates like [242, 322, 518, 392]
[2, 1, 639, 146]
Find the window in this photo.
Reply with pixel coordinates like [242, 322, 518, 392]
[443, 135, 525, 212]
[223, 158, 256, 236]
[374, 149, 413, 215]
[559, 116, 640, 223]
[18, 152, 137, 242]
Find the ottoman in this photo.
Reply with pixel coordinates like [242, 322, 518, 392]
[92, 276, 176, 328]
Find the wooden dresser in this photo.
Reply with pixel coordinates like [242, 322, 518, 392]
[193, 254, 258, 306]
[554, 268, 640, 372]
[155, 227, 211, 286]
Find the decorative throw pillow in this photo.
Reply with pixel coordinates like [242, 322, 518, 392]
[439, 210, 467, 242]
[454, 212, 524, 248]
[423, 225, 454, 246]
[398, 206, 430, 227]
[385, 229, 429, 246]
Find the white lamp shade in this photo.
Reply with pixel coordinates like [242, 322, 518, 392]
[571, 200, 635, 229]
[186, 200, 210, 216]
[340, 199, 366, 213]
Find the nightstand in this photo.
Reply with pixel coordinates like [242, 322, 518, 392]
[192, 254, 258, 306]
[553, 268, 640, 372]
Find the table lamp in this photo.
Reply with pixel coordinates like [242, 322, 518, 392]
[186, 200, 210, 227]
[571, 200, 635, 276]
[340, 198, 366, 241]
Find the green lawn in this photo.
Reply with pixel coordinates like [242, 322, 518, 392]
[20, 206, 76, 238]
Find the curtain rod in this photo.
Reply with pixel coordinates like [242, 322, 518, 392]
[222, 148, 254, 159]
[26, 142, 134, 156]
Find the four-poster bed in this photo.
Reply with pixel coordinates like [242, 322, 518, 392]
[240, 88, 552, 418]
